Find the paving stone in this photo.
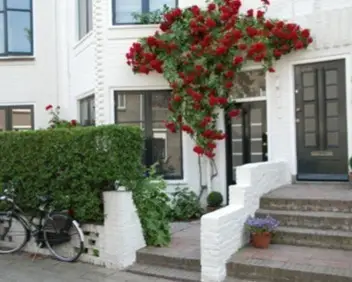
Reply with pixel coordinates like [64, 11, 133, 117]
[0, 253, 174, 282]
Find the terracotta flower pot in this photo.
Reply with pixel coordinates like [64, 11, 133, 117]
[251, 232, 272, 249]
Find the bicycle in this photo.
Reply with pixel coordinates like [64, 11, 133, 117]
[0, 184, 84, 262]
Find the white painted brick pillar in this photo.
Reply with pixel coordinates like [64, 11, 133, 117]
[101, 191, 146, 269]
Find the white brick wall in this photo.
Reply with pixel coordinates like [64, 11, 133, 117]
[200, 161, 291, 282]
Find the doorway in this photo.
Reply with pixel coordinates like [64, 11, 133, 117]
[295, 59, 348, 181]
[226, 100, 268, 185]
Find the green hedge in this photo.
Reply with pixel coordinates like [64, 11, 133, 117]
[0, 125, 143, 223]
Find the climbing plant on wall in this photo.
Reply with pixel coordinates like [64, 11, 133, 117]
[126, 0, 313, 158]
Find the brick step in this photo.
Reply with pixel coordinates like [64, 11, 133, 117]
[256, 209, 352, 231]
[227, 244, 352, 282]
[135, 247, 200, 272]
[273, 226, 352, 250]
[260, 196, 352, 213]
[126, 263, 200, 282]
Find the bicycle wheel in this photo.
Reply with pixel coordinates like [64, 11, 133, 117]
[43, 212, 84, 262]
[0, 212, 29, 254]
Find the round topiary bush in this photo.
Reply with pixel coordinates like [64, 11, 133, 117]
[207, 191, 223, 208]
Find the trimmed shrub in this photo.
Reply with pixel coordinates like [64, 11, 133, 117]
[0, 125, 143, 223]
[207, 191, 223, 208]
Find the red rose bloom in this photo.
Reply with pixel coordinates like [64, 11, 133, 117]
[45, 104, 53, 111]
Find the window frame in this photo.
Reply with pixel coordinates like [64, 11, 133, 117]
[0, 105, 34, 131]
[114, 90, 183, 180]
[112, 0, 178, 25]
[0, 0, 34, 57]
[79, 95, 95, 126]
[77, 0, 93, 40]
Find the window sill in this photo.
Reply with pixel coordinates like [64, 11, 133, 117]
[0, 56, 35, 62]
[109, 23, 159, 30]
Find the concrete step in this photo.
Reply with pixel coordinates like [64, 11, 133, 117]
[127, 263, 200, 282]
[136, 246, 200, 272]
[227, 244, 352, 281]
[273, 226, 352, 250]
[260, 196, 352, 213]
[256, 209, 352, 231]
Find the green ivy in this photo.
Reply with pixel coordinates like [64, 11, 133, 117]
[131, 165, 171, 246]
[169, 187, 203, 221]
[0, 125, 143, 223]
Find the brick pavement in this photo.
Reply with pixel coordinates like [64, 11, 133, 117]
[0, 253, 174, 282]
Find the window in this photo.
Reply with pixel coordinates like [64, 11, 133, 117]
[114, 90, 183, 179]
[77, 0, 93, 40]
[112, 0, 177, 24]
[0, 105, 34, 131]
[79, 95, 95, 126]
[0, 0, 33, 56]
[230, 69, 266, 99]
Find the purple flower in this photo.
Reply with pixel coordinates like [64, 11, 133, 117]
[245, 215, 279, 233]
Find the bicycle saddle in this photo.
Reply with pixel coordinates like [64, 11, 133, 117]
[37, 195, 53, 203]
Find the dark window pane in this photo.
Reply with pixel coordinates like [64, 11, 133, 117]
[78, 0, 92, 39]
[232, 155, 243, 167]
[325, 70, 337, 85]
[326, 85, 338, 99]
[302, 72, 314, 87]
[152, 126, 182, 178]
[150, 0, 176, 11]
[11, 108, 32, 130]
[0, 13, 4, 53]
[7, 11, 31, 53]
[113, 0, 141, 24]
[152, 91, 170, 122]
[232, 140, 243, 153]
[231, 69, 266, 99]
[231, 125, 242, 139]
[7, 0, 31, 9]
[79, 96, 95, 126]
[116, 93, 144, 122]
[250, 124, 262, 139]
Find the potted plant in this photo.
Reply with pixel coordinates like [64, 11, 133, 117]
[206, 191, 223, 212]
[245, 215, 279, 249]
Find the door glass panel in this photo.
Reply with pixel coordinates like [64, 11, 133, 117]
[302, 72, 315, 87]
[326, 101, 338, 117]
[250, 125, 262, 139]
[305, 133, 316, 147]
[304, 104, 315, 117]
[326, 85, 338, 99]
[303, 87, 315, 101]
[325, 70, 337, 85]
[0, 109, 5, 131]
[12, 108, 32, 130]
[304, 118, 316, 131]
[327, 117, 339, 131]
[327, 132, 339, 146]
[250, 154, 263, 163]
[251, 141, 262, 153]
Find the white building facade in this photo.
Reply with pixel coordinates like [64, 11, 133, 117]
[1, 0, 352, 200]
